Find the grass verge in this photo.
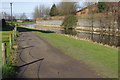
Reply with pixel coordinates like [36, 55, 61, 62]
[21, 26, 118, 78]
[1, 22, 19, 78]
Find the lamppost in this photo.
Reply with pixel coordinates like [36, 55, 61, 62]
[10, 3, 13, 27]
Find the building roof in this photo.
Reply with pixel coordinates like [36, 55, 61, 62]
[76, 3, 98, 13]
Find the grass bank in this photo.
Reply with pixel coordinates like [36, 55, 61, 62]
[21, 26, 118, 78]
[2, 30, 18, 78]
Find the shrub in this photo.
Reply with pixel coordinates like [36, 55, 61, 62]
[2, 19, 6, 27]
[3, 64, 18, 78]
[97, 2, 105, 13]
[62, 15, 78, 29]
[57, 14, 64, 16]
[63, 29, 77, 35]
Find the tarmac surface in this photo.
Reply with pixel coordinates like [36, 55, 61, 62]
[17, 27, 100, 78]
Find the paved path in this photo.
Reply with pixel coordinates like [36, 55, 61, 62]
[17, 27, 100, 78]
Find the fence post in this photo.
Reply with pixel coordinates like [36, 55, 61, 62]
[2, 43, 6, 65]
[13, 29, 14, 41]
[15, 25, 17, 37]
[10, 34, 12, 49]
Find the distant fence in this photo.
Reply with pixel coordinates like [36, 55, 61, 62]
[1, 24, 17, 78]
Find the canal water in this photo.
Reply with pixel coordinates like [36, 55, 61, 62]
[24, 24, 36, 28]
[24, 24, 120, 47]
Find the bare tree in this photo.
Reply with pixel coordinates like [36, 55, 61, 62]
[86, 2, 96, 30]
[8, 14, 11, 21]
[84, 2, 96, 40]
[39, 4, 50, 17]
[44, 7, 50, 17]
[117, 2, 120, 46]
[14, 14, 20, 19]
[13, 16, 16, 21]
[118, 2, 120, 33]
[33, 4, 50, 19]
[57, 1, 78, 35]
[2, 12, 11, 20]
[2, 12, 7, 19]
[57, 2, 78, 15]
[39, 4, 45, 17]
[98, 2, 117, 45]
[20, 13, 27, 20]
[2, 12, 10, 19]
[33, 6, 40, 19]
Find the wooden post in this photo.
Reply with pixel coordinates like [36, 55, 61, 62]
[14, 24, 17, 37]
[10, 34, 12, 49]
[2, 43, 6, 65]
[15, 26, 16, 37]
[13, 30, 14, 41]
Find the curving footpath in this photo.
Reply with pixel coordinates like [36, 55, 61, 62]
[17, 27, 100, 78]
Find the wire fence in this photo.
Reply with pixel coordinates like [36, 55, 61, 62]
[1, 25, 17, 78]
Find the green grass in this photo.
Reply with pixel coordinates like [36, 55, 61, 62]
[0, 22, 19, 78]
[0, 29, 13, 64]
[0, 27, 13, 78]
[0, 21, 34, 78]
[1, 31, 13, 56]
[1, 30, 18, 78]
[21, 27, 118, 78]
[0, 24, 14, 61]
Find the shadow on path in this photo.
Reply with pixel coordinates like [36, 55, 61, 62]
[16, 26, 101, 78]
[17, 27, 54, 34]
[18, 58, 44, 68]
